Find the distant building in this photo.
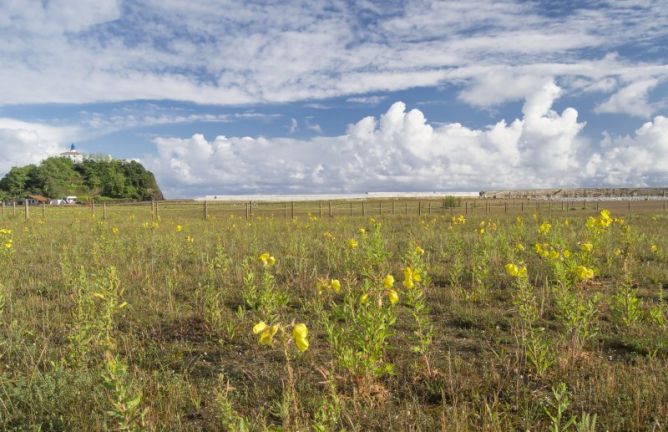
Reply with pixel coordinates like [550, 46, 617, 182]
[60, 144, 84, 163]
[26, 194, 49, 205]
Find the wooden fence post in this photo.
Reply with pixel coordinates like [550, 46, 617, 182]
[379, 201, 382, 216]
[504, 202, 507, 214]
[291, 201, 295, 219]
[418, 201, 422, 216]
[13, 201, 16, 217]
[465, 201, 468, 215]
[204, 200, 208, 220]
[428, 202, 431, 215]
[328, 201, 332, 218]
[319, 201, 322, 218]
[362, 201, 365, 216]
[245, 202, 249, 220]
[155, 201, 159, 220]
[24, 200, 29, 222]
[392, 201, 395, 216]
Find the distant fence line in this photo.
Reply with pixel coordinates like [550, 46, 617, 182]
[1, 197, 667, 222]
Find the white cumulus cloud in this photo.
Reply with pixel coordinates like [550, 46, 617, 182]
[146, 82, 601, 197]
[0, 119, 76, 174]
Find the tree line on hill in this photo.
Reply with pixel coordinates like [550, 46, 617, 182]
[0, 157, 164, 202]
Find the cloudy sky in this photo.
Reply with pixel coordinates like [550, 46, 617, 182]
[1, 0, 667, 197]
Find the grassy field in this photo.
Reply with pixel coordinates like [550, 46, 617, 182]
[0, 202, 667, 431]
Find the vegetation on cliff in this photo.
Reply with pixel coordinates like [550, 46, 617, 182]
[0, 157, 163, 201]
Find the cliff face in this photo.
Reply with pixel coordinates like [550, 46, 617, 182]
[0, 157, 164, 201]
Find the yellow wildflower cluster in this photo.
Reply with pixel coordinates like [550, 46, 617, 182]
[403, 266, 422, 289]
[317, 278, 341, 295]
[579, 242, 593, 253]
[252, 321, 310, 352]
[515, 243, 525, 252]
[383, 274, 399, 304]
[477, 220, 497, 235]
[185, 236, 194, 244]
[586, 209, 613, 231]
[534, 243, 570, 260]
[576, 265, 595, 281]
[538, 222, 552, 235]
[451, 214, 466, 225]
[651, 244, 659, 254]
[347, 239, 358, 249]
[0, 228, 12, 250]
[505, 262, 528, 279]
[322, 231, 336, 241]
[176, 225, 183, 233]
[259, 252, 276, 267]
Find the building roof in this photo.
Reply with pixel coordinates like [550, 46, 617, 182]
[27, 194, 49, 203]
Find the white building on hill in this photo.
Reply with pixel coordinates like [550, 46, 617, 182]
[60, 144, 84, 163]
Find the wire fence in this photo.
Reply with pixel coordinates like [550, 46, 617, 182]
[2, 197, 667, 223]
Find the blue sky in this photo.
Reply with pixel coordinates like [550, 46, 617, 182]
[0, 0, 667, 198]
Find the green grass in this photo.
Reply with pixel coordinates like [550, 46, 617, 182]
[0, 203, 666, 431]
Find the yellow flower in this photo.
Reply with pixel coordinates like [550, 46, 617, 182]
[323, 231, 336, 241]
[253, 321, 267, 334]
[402, 266, 421, 289]
[259, 252, 276, 267]
[358, 228, 366, 236]
[538, 222, 552, 235]
[579, 242, 593, 253]
[4, 240, 12, 249]
[515, 243, 525, 252]
[0, 228, 12, 235]
[387, 289, 399, 305]
[576, 265, 594, 281]
[614, 248, 622, 256]
[505, 263, 527, 278]
[253, 321, 279, 346]
[563, 249, 572, 259]
[451, 215, 466, 225]
[347, 239, 358, 249]
[359, 293, 369, 304]
[176, 225, 183, 232]
[111, 227, 119, 235]
[651, 244, 659, 254]
[185, 236, 194, 243]
[292, 323, 309, 352]
[415, 246, 425, 255]
[330, 279, 341, 293]
[383, 274, 395, 289]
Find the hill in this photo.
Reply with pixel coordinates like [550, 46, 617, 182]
[0, 157, 164, 202]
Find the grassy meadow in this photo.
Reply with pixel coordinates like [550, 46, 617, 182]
[0, 201, 667, 431]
